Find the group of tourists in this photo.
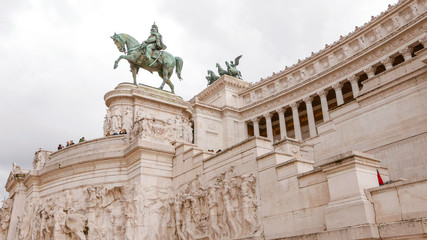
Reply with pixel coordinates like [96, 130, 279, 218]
[57, 137, 85, 150]
[105, 129, 127, 136]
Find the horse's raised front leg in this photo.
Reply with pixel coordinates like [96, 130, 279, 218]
[114, 55, 135, 69]
[113, 56, 124, 69]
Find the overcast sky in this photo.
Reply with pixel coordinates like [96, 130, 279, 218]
[0, 0, 398, 200]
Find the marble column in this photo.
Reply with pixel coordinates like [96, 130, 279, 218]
[304, 96, 317, 138]
[348, 76, 359, 98]
[251, 117, 260, 137]
[333, 83, 344, 106]
[290, 102, 302, 140]
[276, 108, 287, 140]
[400, 46, 413, 61]
[318, 90, 330, 122]
[264, 113, 274, 141]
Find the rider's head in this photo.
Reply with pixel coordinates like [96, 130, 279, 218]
[151, 22, 158, 33]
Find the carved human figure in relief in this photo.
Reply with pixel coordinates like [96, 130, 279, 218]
[173, 195, 187, 240]
[222, 180, 240, 238]
[165, 118, 175, 142]
[124, 201, 136, 240]
[183, 197, 197, 240]
[104, 108, 112, 134]
[0, 199, 12, 239]
[135, 107, 146, 122]
[229, 177, 243, 228]
[65, 213, 88, 240]
[111, 107, 122, 132]
[39, 205, 52, 239]
[182, 117, 193, 143]
[207, 184, 222, 239]
[122, 106, 133, 131]
[185, 175, 206, 228]
[108, 201, 125, 240]
[33, 150, 49, 170]
[240, 173, 259, 234]
[160, 198, 174, 239]
[17, 202, 35, 240]
[174, 115, 184, 139]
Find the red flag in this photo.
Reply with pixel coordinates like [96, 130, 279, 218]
[377, 169, 384, 185]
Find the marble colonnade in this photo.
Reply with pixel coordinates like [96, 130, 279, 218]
[248, 42, 423, 142]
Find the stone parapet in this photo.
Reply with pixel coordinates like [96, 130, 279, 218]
[369, 177, 427, 225]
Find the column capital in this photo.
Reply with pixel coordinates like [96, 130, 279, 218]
[400, 46, 413, 60]
[290, 102, 299, 109]
[381, 56, 393, 66]
[251, 117, 259, 123]
[263, 113, 273, 119]
[276, 108, 285, 114]
[348, 75, 358, 84]
[303, 96, 313, 104]
[399, 46, 412, 56]
[332, 82, 343, 90]
[317, 89, 327, 97]
[364, 66, 375, 78]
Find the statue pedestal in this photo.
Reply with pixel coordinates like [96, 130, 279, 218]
[104, 83, 193, 145]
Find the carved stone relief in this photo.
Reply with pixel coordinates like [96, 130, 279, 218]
[172, 169, 262, 240]
[399, 7, 414, 25]
[33, 150, 51, 170]
[104, 104, 193, 144]
[14, 185, 126, 240]
[0, 199, 12, 239]
[129, 114, 193, 144]
[10, 171, 260, 240]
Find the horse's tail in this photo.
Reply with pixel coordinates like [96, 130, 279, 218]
[175, 56, 183, 81]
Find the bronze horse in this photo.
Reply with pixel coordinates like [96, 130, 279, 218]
[111, 33, 183, 93]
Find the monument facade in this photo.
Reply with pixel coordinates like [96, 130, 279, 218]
[1, 0, 427, 239]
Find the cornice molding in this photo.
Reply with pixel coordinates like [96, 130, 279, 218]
[194, 75, 251, 103]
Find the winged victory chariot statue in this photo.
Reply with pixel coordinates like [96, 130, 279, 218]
[207, 55, 243, 85]
[111, 23, 183, 93]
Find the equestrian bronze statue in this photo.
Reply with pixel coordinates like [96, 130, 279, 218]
[111, 23, 183, 93]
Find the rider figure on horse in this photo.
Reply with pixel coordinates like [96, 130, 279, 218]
[140, 22, 167, 62]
